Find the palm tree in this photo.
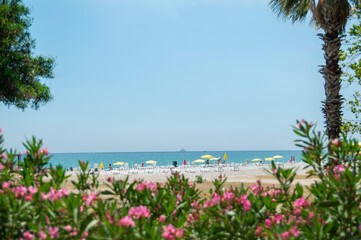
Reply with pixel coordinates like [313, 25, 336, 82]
[269, 0, 360, 140]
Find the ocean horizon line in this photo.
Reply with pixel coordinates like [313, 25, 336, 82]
[51, 149, 301, 155]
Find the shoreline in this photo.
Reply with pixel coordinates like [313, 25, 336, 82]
[62, 162, 317, 189]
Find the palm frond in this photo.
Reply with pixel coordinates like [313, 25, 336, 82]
[269, 0, 313, 22]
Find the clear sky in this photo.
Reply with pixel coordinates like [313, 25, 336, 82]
[2, 0, 330, 153]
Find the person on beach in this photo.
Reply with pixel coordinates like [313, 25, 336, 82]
[109, 164, 112, 170]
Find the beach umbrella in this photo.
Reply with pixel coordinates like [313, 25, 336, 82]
[201, 155, 213, 159]
[273, 155, 283, 159]
[265, 158, 274, 161]
[99, 162, 104, 169]
[210, 157, 219, 161]
[223, 153, 227, 160]
[252, 158, 261, 162]
[194, 159, 205, 163]
[113, 162, 125, 166]
[146, 160, 157, 164]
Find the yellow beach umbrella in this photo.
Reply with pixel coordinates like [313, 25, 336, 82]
[201, 155, 213, 159]
[146, 160, 157, 164]
[113, 162, 125, 166]
[273, 155, 283, 159]
[194, 159, 205, 163]
[210, 157, 219, 161]
[223, 153, 227, 160]
[265, 158, 274, 161]
[252, 158, 261, 162]
[99, 162, 104, 169]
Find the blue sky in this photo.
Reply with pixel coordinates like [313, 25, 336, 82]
[2, 0, 329, 153]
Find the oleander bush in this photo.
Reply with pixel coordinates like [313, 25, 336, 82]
[1, 120, 361, 239]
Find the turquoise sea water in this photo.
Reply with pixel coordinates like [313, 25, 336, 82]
[48, 150, 302, 169]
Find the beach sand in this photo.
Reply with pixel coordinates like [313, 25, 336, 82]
[62, 162, 318, 195]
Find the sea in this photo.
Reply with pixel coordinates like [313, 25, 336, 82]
[47, 150, 303, 170]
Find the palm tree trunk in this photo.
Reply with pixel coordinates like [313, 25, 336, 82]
[318, 5, 343, 140]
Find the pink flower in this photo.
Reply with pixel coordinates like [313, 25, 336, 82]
[0, 128, 2, 133]
[14, 165, 19, 171]
[203, 200, 212, 208]
[290, 226, 300, 237]
[223, 192, 234, 200]
[71, 230, 77, 236]
[43, 148, 49, 155]
[332, 139, 342, 148]
[162, 224, 184, 240]
[118, 216, 135, 228]
[0, 163, 4, 171]
[334, 164, 345, 173]
[296, 119, 305, 129]
[293, 197, 309, 208]
[28, 186, 38, 194]
[236, 194, 251, 211]
[80, 205, 84, 213]
[39, 231, 47, 240]
[137, 183, 147, 192]
[274, 214, 285, 223]
[23, 231, 35, 240]
[265, 219, 272, 228]
[250, 184, 260, 194]
[255, 226, 263, 235]
[83, 192, 97, 206]
[2, 181, 11, 189]
[147, 182, 157, 191]
[186, 214, 194, 222]
[211, 193, 221, 205]
[308, 211, 314, 218]
[24, 150, 29, 155]
[48, 227, 59, 239]
[63, 225, 72, 232]
[294, 208, 301, 215]
[24, 194, 33, 201]
[83, 231, 89, 237]
[273, 169, 277, 174]
[41, 192, 50, 200]
[358, 225, 361, 231]
[280, 231, 291, 240]
[1, 153, 7, 159]
[128, 205, 151, 219]
[160, 215, 166, 223]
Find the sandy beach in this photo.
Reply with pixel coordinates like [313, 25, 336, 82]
[62, 162, 318, 192]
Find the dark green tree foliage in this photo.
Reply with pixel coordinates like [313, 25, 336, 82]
[0, 0, 54, 110]
[340, 9, 361, 135]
